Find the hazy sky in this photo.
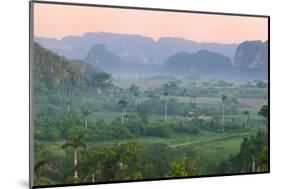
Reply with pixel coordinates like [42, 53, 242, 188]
[34, 3, 268, 44]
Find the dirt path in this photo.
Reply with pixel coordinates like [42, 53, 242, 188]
[169, 134, 249, 148]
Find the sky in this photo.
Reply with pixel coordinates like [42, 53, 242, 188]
[34, 3, 268, 44]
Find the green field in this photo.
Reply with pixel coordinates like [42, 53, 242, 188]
[38, 128, 255, 175]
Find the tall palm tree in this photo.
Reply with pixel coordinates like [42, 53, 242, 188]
[90, 72, 112, 95]
[221, 95, 227, 131]
[258, 104, 268, 121]
[34, 160, 53, 185]
[62, 135, 86, 183]
[242, 110, 250, 128]
[66, 101, 71, 113]
[82, 110, 91, 130]
[81, 166, 96, 183]
[252, 155, 256, 172]
[250, 142, 256, 172]
[163, 92, 168, 123]
[118, 99, 128, 125]
[134, 91, 140, 106]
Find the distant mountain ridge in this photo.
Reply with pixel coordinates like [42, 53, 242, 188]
[162, 50, 233, 78]
[34, 33, 268, 80]
[157, 37, 237, 63]
[35, 32, 238, 64]
[84, 44, 235, 78]
[233, 40, 268, 69]
[82, 41, 268, 79]
[84, 44, 160, 76]
[161, 40, 268, 79]
[233, 40, 268, 78]
[85, 44, 124, 73]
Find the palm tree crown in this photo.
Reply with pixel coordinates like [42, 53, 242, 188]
[222, 95, 227, 103]
[62, 135, 86, 150]
[62, 134, 86, 183]
[118, 99, 128, 108]
[221, 94, 227, 132]
[34, 160, 53, 185]
[118, 99, 128, 125]
[258, 105, 268, 120]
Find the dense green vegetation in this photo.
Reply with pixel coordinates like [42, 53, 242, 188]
[32, 43, 269, 186]
[217, 130, 268, 173]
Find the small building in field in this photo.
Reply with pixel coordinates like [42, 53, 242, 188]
[198, 114, 212, 121]
[186, 112, 195, 121]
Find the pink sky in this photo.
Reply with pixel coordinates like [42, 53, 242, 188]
[34, 3, 268, 44]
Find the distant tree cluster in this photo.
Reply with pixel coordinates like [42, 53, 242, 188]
[217, 130, 268, 173]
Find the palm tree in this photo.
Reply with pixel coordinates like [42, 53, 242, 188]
[118, 99, 128, 125]
[82, 166, 96, 183]
[34, 160, 53, 185]
[221, 95, 227, 131]
[90, 72, 112, 95]
[242, 110, 250, 128]
[134, 91, 140, 106]
[252, 155, 256, 172]
[66, 101, 71, 113]
[258, 104, 268, 121]
[163, 92, 168, 123]
[250, 142, 256, 172]
[82, 110, 91, 130]
[62, 135, 86, 183]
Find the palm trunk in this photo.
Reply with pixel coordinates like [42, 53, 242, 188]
[74, 148, 78, 180]
[252, 155, 256, 172]
[92, 172, 95, 183]
[67, 104, 70, 113]
[222, 103, 225, 131]
[68, 86, 73, 112]
[164, 101, 167, 123]
[121, 110, 124, 125]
